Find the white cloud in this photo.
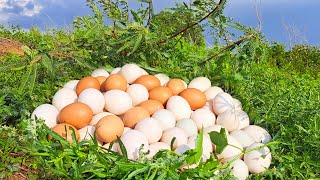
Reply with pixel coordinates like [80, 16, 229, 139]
[0, 0, 43, 18]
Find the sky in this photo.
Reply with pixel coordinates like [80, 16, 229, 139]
[0, 0, 319, 46]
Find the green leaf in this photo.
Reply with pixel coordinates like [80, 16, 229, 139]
[28, 64, 37, 95]
[117, 136, 128, 160]
[170, 137, 176, 151]
[208, 128, 228, 154]
[186, 128, 203, 164]
[18, 67, 32, 94]
[42, 54, 53, 74]
[127, 166, 149, 179]
[127, 34, 143, 56]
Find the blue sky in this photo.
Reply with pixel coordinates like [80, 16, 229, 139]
[0, 0, 319, 46]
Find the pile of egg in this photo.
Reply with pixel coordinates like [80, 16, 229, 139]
[31, 63, 272, 179]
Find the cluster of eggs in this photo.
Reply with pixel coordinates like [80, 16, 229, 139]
[31, 63, 272, 179]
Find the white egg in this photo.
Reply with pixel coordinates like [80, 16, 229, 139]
[216, 109, 239, 132]
[204, 125, 229, 135]
[212, 92, 235, 115]
[154, 73, 170, 86]
[217, 135, 243, 161]
[78, 88, 105, 115]
[152, 109, 176, 131]
[63, 80, 79, 91]
[91, 68, 110, 78]
[111, 67, 121, 74]
[104, 90, 133, 115]
[126, 84, 149, 106]
[188, 77, 211, 92]
[230, 130, 255, 149]
[90, 112, 114, 126]
[175, 144, 191, 155]
[166, 96, 192, 120]
[244, 143, 272, 174]
[176, 118, 198, 137]
[79, 125, 95, 141]
[232, 98, 242, 111]
[147, 142, 170, 159]
[242, 125, 272, 144]
[161, 127, 188, 150]
[135, 118, 162, 144]
[182, 80, 188, 88]
[103, 142, 119, 152]
[225, 158, 249, 180]
[204, 86, 223, 101]
[187, 134, 213, 162]
[52, 88, 78, 111]
[122, 127, 132, 135]
[237, 111, 250, 129]
[31, 104, 59, 128]
[200, 101, 214, 112]
[118, 64, 143, 84]
[119, 130, 149, 160]
[191, 109, 216, 130]
[140, 68, 149, 75]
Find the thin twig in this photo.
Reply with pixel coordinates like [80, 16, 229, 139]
[159, 0, 226, 44]
[48, 53, 76, 61]
[200, 34, 253, 65]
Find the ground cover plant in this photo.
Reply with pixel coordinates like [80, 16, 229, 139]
[0, 0, 319, 179]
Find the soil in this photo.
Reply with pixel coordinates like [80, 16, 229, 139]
[0, 38, 24, 56]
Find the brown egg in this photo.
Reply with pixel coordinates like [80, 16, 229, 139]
[149, 86, 173, 105]
[96, 76, 107, 92]
[134, 75, 161, 91]
[76, 76, 100, 95]
[50, 123, 80, 143]
[138, 100, 164, 115]
[95, 115, 124, 143]
[179, 88, 206, 110]
[166, 79, 186, 95]
[104, 74, 127, 91]
[59, 102, 93, 129]
[122, 107, 150, 128]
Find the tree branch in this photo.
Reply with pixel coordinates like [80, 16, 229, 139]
[200, 34, 253, 65]
[159, 0, 226, 44]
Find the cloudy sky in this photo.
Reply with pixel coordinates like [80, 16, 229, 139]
[0, 0, 319, 46]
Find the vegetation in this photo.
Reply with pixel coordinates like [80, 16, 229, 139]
[0, 0, 319, 179]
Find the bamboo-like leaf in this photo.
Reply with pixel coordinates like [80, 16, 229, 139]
[117, 136, 128, 160]
[127, 166, 149, 179]
[18, 67, 32, 94]
[29, 64, 37, 95]
[42, 54, 53, 74]
[127, 34, 143, 56]
[116, 41, 133, 54]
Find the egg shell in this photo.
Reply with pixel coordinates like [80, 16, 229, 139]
[216, 109, 240, 132]
[96, 115, 124, 143]
[78, 88, 105, 115]
[200, 101, 214, 112]
[166, 96, 192, 120]
[78, 125, 95, 141]
[104, 74, 127, 91]
[122, 107, 150, 128]
[166, 79, 186, 95]
[188, 77, 211, 92]
[122, 127, 132, 135]
[204, 86, 224, 101]
[64, 80, 79, 91]
[76, 76, 100, 95]
[187, 134, 213, 162]
[104, 90, 133, 115]
[217, 135, 243, 161]
[50, 123, 80, 143]
[244, 143, 272, 174]
[119, 64, 143, 83]
[95, 76, 107, 92]
[161, 127, 188, 150]
[138, 100, 164, 115]
[103, 142, 119, 152]
[204, 125, 229, 135]
[191, 109, 216, 130]
[212, 92, 235, 115]
[126, 84, 149, 106]
[91, 68, 110, 78]
[134, 75, 161, 91]
[151, 109, 176, 131]
[147, 142, 170, 159]
[90, 112, 114, 126]
[135, 117, 163, 144]
[176, 118, 198, 137]
[179, 88, 207, 110]
[175, 144, 191, 155]
[31, 104, 59, 128]
[230, 130, 255, 149]
[242, 125, 272, 144]
[232, 98, 242, 111]
[59, 102, 93, 129]
[119, 130, 149, 160]
[154, 73, 170, 86]
[140, 68, 149, 75]
[149, 86, 173, 105]
[237, 111, 250, 129]
[224, 158, 249, 180]
[111, 67, 121, 74]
